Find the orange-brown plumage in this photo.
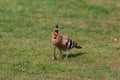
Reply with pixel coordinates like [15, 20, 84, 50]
[52, 25, 82, 60]
[52, 32, 69, 51]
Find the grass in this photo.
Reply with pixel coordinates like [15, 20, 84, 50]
[0, 0, 120, 80]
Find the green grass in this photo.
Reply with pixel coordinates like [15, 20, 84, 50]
[0, 0, 120, 80]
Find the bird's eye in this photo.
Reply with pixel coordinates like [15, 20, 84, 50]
[54, 37, 56, 39]
[55, 35, 57, 36]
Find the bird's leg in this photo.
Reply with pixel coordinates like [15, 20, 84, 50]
[60, 50, 62, 54]
[57, 50, 62, 58]
[54, 46, 57, 60]
[65, 50, 69, 59]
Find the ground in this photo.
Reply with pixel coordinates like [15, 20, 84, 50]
[0, 0, 120, 80]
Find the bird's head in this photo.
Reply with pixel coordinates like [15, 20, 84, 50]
[52, 25, 59, 39]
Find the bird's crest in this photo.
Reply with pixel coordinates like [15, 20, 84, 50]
[54, 25, 59, 33]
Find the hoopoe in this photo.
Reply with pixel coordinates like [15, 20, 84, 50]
[52, 25, 82, 60]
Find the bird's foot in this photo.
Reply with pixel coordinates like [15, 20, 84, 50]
[52, 56, 57, 60]
[64, 56, 68, 59]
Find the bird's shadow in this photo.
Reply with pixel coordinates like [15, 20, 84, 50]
[62, 51, 86, 58]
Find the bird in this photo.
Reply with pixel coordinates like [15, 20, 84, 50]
[52, 25, 82, 60]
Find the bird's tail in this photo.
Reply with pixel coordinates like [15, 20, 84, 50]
[74, 43, 82, 49]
